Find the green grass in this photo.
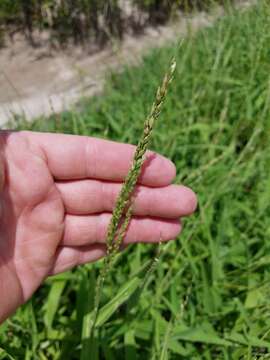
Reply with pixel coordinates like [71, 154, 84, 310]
[1, 2, 270, 359]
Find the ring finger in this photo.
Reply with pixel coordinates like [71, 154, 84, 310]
[62, 213, 182, 247]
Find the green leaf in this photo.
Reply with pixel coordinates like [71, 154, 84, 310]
[245, 288, 265, 309]
[226, 332, 270, 349]
[81, 269, 97, 360]
[44, 279, 66, 331]
[96, 277, 141, 327]
[134, 320, 153, 340]
[0, 348, 15, 360]
[125, 330, 137, 360]
[174, 323, 232, 347]
[167, 340, 192, 356]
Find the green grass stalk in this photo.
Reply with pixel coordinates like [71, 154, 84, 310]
[89, 58, 176, 338]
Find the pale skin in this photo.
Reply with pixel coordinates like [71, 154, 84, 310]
[0, 131, 197, 324]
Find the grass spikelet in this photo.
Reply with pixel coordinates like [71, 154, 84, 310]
[106, 58, 176, 254]
[89, 58, 177, 337]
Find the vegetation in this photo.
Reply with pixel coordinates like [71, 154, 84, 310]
[0, 0, 224, 47]
[88, 58, 176, 342]
[1, 2, 270, 359]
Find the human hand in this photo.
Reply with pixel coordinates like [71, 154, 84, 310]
[0, 131, 197, 323]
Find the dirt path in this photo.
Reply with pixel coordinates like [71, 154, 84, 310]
[0, 0, 255, 127]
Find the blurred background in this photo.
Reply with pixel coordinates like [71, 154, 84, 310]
[0, 0, 232, 125]
[1, 1, 270, 359]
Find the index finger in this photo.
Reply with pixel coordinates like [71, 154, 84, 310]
[26, 132, 176, 187]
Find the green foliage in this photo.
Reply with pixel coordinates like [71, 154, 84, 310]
[1, 2, 270, 359]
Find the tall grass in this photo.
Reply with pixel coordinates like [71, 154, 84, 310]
[1, 2, 270, 359]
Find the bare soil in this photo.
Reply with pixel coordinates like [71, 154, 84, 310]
[0, 0, 255, 126]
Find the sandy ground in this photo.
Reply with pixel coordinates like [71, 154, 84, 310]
[0, 0, 255, 127]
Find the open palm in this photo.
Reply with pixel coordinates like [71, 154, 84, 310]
[0, 131, 197, 322]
